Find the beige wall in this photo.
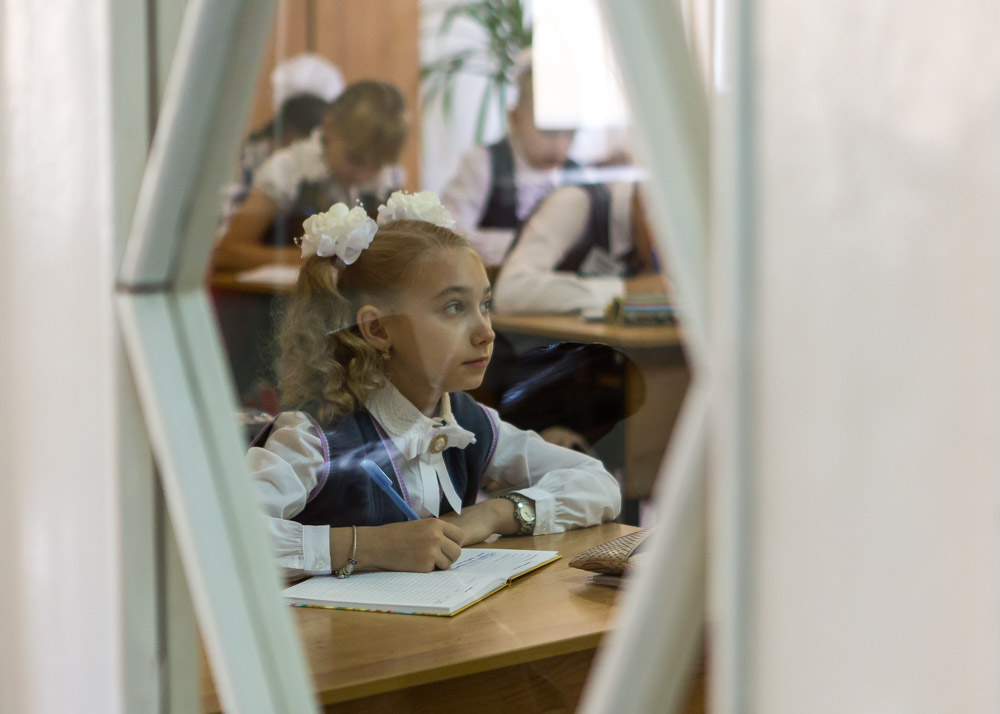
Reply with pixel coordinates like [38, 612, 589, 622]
[0, 2, 132, 711]
[748, 1, 1000, 711]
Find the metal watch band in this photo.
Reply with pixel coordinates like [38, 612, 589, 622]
[504, 493, 536, 536]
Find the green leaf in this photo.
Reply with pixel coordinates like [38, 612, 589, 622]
[474, 79, 494, 144]
[439, 3, 474, 37]
[497, 75, 508, 129]
[423, 76, 444, 107]
[441, 1, 493, 36]
[422, 0, 531, 130]
[421, 48, 477, 77]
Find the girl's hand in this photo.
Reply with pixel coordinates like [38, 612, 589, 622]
[348, 520, 464, 573]
[538, 426, 593, 454]
[440, 499, 519, 545]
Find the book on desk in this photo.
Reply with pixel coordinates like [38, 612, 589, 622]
[281, 548, 560, 616]
[603, 293, 676, 325]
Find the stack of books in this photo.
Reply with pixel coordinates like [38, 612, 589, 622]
[604, 293, 676, 325]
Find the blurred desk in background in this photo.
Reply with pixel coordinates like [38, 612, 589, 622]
[489, 313, 681, 350]
[490, 314, 689, 526]
[210, 264, 299, 294]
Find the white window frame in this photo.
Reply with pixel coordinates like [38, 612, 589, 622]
[115, 1, 316, 712]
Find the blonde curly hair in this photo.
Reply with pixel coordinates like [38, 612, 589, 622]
[278, 219, 478, 423]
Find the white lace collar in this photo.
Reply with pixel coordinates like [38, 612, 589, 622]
[366, 384, 477, 456]
[365, 384, 477, 516]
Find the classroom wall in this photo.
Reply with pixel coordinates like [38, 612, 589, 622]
[0, 3, 130, 712]
[584, 2, 1000, 712]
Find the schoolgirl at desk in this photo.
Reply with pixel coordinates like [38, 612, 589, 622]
[246, 192, 621, 579]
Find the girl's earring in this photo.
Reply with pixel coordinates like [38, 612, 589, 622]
[381, 348, 390, 362]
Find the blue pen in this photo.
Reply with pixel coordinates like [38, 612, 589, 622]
[360, 459, 420, 521]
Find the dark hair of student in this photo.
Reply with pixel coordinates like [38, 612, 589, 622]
[249, 93, 332, 146]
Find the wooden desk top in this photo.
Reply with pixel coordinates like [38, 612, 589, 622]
[209, 269, 681, 349]
[491, 313, 681, 350]
[201, 523, 637, 712]
[209, 270, 296, 295]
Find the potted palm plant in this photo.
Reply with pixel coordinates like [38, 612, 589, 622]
[421, 0, 532, 143]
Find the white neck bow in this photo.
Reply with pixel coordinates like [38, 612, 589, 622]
[367, 386, 477, 516]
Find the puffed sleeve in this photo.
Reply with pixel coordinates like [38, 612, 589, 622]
[440, 145, 491, 230]
[246, 411, 333, 578]
[440, 146, 518, 266]
[479, 406, 622, 533]
[493, 185, 624, 314]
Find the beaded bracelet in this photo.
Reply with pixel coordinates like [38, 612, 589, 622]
[335, 525, 358, 578]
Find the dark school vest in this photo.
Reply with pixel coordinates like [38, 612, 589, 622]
[259, 179, 333, 248]
[479, 138, 579, 230]
[252, 392, 498, 528]
[263, 181, 388, 248]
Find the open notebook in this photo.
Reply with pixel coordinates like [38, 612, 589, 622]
[282, 548, 560, 616]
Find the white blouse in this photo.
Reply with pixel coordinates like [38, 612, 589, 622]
[493, 182, 636, 315]
[252, 129, 403, 213]
[248, 384, 621, 578]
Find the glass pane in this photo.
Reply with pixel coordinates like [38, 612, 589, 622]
[201, 0, 695, 710]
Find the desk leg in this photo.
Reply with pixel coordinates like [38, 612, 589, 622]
[624, 345, 690, 509]
[210, 288, 283, 406]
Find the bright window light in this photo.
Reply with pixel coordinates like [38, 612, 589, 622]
[532, 0, 630, 129]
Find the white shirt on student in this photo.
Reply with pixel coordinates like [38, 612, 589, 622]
[440, 135, 568, 266]
[247, 383, 621, 578]
[251, 129, 403, 213]
[493, 182, 635, 315]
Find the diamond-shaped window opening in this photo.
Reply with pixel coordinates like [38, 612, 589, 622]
[115, 1, 315, 713]
[117, 1, 722, 712]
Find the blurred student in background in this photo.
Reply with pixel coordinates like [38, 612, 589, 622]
[215, 79, 408, 272]
[494, 181, 666, 315]
[441, 51, 577, 267]
[224, 53, 345, 216]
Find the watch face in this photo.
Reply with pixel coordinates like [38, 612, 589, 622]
[506, 495, 536, 535]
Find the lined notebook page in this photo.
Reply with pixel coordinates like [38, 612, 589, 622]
[282, 549, 559, 612]
[286, 569, 488, 610]
[449, 549, 558, 576]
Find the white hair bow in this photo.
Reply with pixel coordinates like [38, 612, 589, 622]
[298, 204, 377, 264]
[298, 192, 456, 263]
[376, 191, 456, 229]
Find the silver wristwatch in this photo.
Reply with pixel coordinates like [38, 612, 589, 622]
[503, 493, 536, 536]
